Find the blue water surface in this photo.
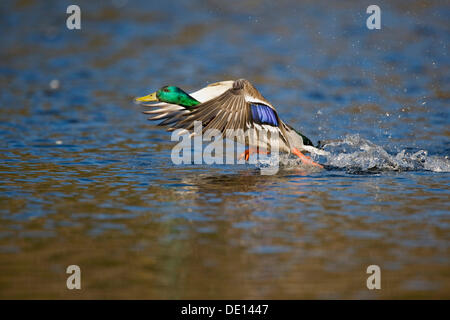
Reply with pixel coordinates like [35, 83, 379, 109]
[0, 0, 449, 298]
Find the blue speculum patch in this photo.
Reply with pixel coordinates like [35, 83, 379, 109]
[250, 104, 279, 127]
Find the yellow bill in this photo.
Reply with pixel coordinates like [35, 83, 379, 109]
[135, 92, 158, 102]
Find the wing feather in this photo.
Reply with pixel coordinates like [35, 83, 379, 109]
[141, 79, 291, 149]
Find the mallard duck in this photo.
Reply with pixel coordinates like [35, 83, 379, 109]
[134, 79, 324, 168]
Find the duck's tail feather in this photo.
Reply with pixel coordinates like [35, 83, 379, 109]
[302, 145, 330, 156]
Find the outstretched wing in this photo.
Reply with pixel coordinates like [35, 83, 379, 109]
[169, 89, 251, 133]
[168, 85, 289, 148]
[141, 81, 234, 127]
[141, 79, 291, 149]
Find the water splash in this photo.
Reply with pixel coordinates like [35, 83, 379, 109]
[257, 134, 449, 173]
[319, 134, 450, 173]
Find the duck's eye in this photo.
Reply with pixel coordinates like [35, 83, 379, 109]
[162, 88, 169, 92]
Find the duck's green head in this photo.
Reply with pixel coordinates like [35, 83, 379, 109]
[135, 86, 200, 108]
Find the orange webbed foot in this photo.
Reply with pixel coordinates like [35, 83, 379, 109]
[239, 149, 251, 161]
[239, 148, 270, 161]
[291, 148, 323, 169]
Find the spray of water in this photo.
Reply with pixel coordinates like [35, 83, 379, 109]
[258, 134, 450, 173]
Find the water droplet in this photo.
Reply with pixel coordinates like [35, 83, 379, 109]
[49, 79, 60, 90]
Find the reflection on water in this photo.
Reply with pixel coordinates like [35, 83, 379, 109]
[0, 0, 449, 298]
